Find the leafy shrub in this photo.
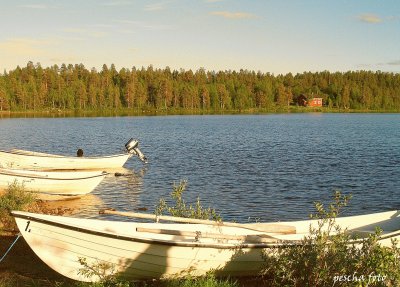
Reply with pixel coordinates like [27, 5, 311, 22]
[0, 181, 37, 232]
[155, 180, 221, 221]
[261, 191, 400, 287]
[77, 257, 131, 287]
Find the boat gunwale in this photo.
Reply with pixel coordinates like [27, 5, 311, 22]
[0, 149, 131, 160]
[0, 169, 108, 181]
[11, 211, 400, 249]
[12, 211, 285, 249]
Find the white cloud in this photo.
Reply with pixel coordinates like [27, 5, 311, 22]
[357, 13, 382, 24]
[63, 28, 108, 38]
[144, 2, 165, 11]
[211, 11, 256, 19]
[114, 20, 174, 31]
[0, 38, 54, 56]
[386, 60, 400, 66]
[100, 1, 133, 6]
[17, 4, 47, 9]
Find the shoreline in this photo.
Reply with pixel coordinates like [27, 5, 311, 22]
[1, 107, 399, 119]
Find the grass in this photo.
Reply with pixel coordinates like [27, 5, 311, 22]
[0, 275, 240, 287]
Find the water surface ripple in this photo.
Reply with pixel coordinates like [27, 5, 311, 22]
[1, 114, 399, 222]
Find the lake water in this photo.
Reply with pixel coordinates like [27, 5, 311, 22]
[1, 113, 399, 223]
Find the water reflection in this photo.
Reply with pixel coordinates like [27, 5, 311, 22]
[95, 167, 147, 219]
[36, 167, 147, 219]
[41, 194, 104, 217]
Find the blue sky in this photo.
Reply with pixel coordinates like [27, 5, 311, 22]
[0, 0, 399, 74]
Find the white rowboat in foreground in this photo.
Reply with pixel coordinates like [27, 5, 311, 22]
[0, 138, 147, 170]
[0, 168, 107, 196]
[11, 210, 400, 282]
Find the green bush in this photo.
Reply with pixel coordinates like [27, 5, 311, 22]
[0, 181, 36, 232]
[155, 180, 221, 221]
[261, 191, 400, 287]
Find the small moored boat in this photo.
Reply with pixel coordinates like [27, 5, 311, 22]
[0, 168, 107, 196]
[0, 138, 147, 170]
[11, 210, 400, 282]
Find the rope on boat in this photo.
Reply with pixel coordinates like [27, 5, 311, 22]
[0, 233, 21, 263]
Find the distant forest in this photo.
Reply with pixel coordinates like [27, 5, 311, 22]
[0, 61, 399, 112]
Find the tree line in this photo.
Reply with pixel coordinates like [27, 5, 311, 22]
[0, 61, 399, 112]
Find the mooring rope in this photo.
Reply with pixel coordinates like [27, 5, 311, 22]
[0, 233, 21, 263]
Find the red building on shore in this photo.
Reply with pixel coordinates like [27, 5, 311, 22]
[297, 95, 323, 107]
[308, 98, 323, 107]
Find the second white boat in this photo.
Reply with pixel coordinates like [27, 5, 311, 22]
[0, 168, 107, 196]
[0, 138, 147, 171]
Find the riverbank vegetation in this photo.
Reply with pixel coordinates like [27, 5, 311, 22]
[1, 62, 400, 114]
[0, 182, 37, 233]
[155, 180, 221, 221]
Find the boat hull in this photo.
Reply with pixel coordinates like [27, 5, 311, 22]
[0, 150, 132, 170]
[11, 210, 400, 282]
[12, 212, 268, 282]
[0, 169, 106, 196]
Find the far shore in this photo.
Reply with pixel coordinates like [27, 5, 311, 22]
[1, 106, 399, 119]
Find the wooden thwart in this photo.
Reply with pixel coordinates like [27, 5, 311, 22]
[136, 227, 278, 243]
[100, 209, 296, 234]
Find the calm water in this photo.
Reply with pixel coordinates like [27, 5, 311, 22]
[1, 114, 399, 222]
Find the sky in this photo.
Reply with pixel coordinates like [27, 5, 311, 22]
[0, 0, 399, 74]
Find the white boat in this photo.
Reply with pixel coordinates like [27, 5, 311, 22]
[0, 138, 147, 170]
[0, 168, 107, 196]
[11, 210, 400, 282]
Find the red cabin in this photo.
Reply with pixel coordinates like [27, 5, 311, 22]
[308, 98, 323, 107]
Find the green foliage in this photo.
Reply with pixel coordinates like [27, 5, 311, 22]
[262, 191, 400, 287]
[2, 62, 400, 113]
[164, 274, 238, 287]
[0, 277, 14, 287]
[155, 180, 221, 221]
[0, 181, 36, 231]
[77, 257, 131, 287]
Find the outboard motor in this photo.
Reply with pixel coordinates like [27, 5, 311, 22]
[125, 138, 148, 163]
